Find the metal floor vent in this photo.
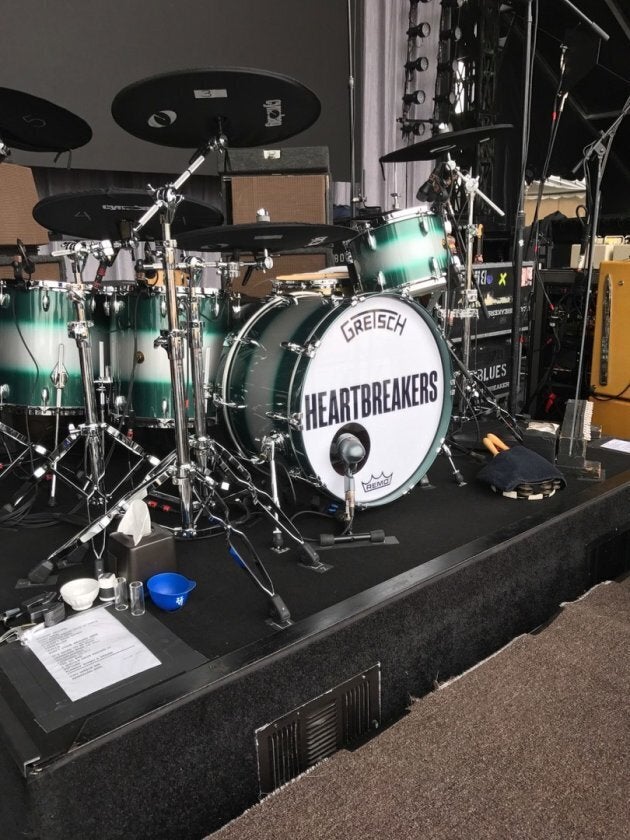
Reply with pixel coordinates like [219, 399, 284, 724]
[256, 664, 381, 795]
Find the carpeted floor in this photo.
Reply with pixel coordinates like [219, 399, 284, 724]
[207, 576, 630, 840]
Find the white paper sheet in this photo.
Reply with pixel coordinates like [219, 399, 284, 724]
[22, 607, 160, 702]
[601, 439, 630, 454]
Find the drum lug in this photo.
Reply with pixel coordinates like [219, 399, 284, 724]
[367, 232, 377, 251]
[376, 271, 387, 289]
[213, 394, 246, 410]
[281, 340, 320, 358]
[0, 383, 9, 403]
[0, 291, 10, 309]
[265, 411, 302, 430]
[224, 334, 261, 349]
[418, 216, 429, 234]
[42, 291, 50, 312]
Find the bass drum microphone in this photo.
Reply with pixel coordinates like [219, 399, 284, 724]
[332, 432, 366, 523]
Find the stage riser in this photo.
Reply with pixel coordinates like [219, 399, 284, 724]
[20, 479, 630, 840]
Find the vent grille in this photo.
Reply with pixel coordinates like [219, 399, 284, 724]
[305, 699, 338, 766]
[256, 664, 380, 795]
[269, 719, 300, 789]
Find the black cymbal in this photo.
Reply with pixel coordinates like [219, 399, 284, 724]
[380, 124, 513, 163]
[111, 67, 321, 149]
[0, 87, 92, 153]
[33, 189, 224, 241]
[177, 222, 355, 253]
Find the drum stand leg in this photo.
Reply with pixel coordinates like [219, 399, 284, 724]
[260, 434, 290, 554]
[0, 420, 49, 484]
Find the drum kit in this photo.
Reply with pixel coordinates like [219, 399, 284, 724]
[0, 70, 515, 625]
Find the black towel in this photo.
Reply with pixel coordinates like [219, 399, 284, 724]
[477, 445, 566, 493]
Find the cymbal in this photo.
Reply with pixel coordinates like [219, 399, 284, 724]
[380, 124, 513, 163]
[0, 87, 92, 153]
[111, 68, 321, 149]
[177, 222, 355, 253]
[33, 189, 224, 241]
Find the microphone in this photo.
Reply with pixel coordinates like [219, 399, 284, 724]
[335, 433, 365, 470]
[333, 433, 366, 522]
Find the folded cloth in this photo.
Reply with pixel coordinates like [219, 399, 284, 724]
[477, 444, 566, 492]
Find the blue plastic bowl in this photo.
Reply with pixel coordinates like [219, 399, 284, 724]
[146, 573, 197, 611]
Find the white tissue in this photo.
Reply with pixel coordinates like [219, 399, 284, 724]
[117, 499, 152, 546]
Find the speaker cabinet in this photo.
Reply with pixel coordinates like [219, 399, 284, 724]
[590, 260, 630, 438]
[0, 164, 50, 246]
[224, 173, 331, 297]
[227, 173, 330, 225]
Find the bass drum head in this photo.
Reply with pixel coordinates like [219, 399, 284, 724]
[221, 292, 452, 507]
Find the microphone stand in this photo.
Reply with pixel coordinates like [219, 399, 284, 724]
[509, 0, 609, 417]
[347, 0, 357, 219]
[509, 0, 534, 417]
[317, 435, 396, 549]
[568, 94, 630, 454]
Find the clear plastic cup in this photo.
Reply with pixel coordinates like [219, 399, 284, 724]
[114, 577, 128, 611]
[129, 581, 145, 616]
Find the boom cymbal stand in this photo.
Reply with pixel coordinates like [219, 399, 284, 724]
[37, 145, 324, 624]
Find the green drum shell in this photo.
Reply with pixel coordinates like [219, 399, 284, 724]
[220, 291, 453, 507]
[0, 282, 108, 414]
[349, 210, 450, 295]
[109, 288, 233, 426]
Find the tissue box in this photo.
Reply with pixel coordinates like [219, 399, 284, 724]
[109, 525, 177, 583]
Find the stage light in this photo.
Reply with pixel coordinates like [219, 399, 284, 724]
[405, 56, 429, 73]
[402, 90, 426, 106]
[407, 22, 432, 38]
[435, 91, 458, 106]
[400, 119, 427, 137]
[440, 25, 462, 41]
[437, 58, 459, 73]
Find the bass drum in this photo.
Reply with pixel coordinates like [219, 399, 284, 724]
[220, 291, 452, 507]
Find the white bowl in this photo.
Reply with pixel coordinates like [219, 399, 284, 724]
[59, 578, 100, 611]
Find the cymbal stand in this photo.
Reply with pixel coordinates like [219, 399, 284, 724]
[445, 158, 505, 417]
[88, 140, 324, 617]
[8, 242, 161, 578]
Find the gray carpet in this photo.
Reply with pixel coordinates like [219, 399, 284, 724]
[208, 579, 630, 840]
